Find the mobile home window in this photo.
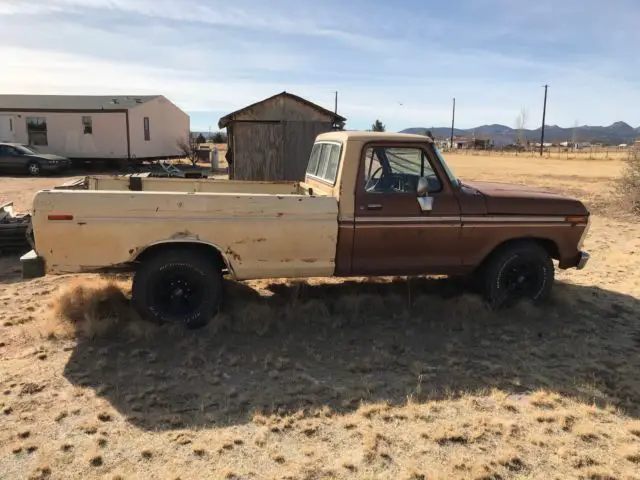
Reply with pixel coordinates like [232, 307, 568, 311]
[82, 116, 92, 134]
[26, 117, 48, 146]
[143, 117, 150, 141]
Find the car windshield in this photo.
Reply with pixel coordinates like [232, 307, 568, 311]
[433, 146, 460, 187]
[16, 145, 37, 155]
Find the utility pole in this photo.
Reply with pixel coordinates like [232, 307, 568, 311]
[334, 91, 338, 116]
[450, 97, 456, 151]
[540, 84, 548, 156]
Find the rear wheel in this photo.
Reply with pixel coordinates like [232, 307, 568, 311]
[481, 241, 554, 307]
[132, 249, 222, 329]
[27, 162, 41, 176]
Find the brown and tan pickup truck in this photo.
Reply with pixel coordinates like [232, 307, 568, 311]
[22, 131, 590, 328]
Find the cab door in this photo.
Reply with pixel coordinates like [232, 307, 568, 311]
[350, 142, 462, 276]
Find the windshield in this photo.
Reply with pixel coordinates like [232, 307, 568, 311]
[433, 146, 460, 187]
[16, 145, 37, 155]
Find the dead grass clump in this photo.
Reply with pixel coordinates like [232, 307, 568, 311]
[334, 293, 387, 325]
[620, 445, 640, 464]
[229, 303, 277, 335]
[46, 277, 149, 339]
[618, 148, 640, 215]
[432, 424, 469, 445]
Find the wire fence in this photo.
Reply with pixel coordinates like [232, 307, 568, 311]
[442, 146, 633, 160]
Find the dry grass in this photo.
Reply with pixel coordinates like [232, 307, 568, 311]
[1, 154, 640, 479]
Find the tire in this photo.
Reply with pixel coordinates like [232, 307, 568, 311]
[132, 249, 222, 329]
[480, 241, 554, 308]
[27, 162, 41, 176]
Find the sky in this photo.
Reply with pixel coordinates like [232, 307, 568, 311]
[1, 0, 639, 132]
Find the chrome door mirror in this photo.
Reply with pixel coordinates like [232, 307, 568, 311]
[416, 177, 433, 211]
[416, 176, 429, 197]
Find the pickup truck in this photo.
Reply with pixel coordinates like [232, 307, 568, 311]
[22, 131, 590, 328]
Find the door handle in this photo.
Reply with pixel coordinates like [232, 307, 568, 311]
[366, 204, 383, 210]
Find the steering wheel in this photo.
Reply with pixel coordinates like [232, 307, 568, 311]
[365, 166, 384, 191]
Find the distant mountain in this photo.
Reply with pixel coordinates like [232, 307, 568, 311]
[401, 122, 640, 145]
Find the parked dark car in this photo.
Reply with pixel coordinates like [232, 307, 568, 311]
[0, 143, 71, 176]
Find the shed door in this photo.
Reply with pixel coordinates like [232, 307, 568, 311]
[233, 122, 284, 181]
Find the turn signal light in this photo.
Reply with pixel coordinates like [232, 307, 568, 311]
[566, 215, 588, 224]
[47, 214, 74, 221]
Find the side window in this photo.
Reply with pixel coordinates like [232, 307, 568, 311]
[143, 117, 150, 141]
[363, 146, 442, 193]
[26, 117, 48, 146]
[82, 116, 93, 135]
[0, 145, 12, 156]
[306, 142, 341, 184]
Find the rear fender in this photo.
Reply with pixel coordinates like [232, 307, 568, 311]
[131, 238, 237, 278]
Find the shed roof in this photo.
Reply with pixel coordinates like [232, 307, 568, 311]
[218, 91, 346, 128]
[0, 94, 160, 112]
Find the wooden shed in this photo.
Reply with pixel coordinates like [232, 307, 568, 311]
[218, 92, 346, 181]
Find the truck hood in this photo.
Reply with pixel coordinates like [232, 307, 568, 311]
[461, 180, 588, 216]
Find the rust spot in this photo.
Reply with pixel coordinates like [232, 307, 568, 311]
[276, 213, 284, 218]
[254, 238, 266, 243]
[129, 248, 135, 255]
[277, 196, 284, 200]
[301, 258, 317, 263]
[224, 247, 242, 263]
[169, 230, 199, 240]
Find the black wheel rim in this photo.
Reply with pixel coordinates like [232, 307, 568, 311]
[150, 265, 204, 321]
[500, 258, 544, 299]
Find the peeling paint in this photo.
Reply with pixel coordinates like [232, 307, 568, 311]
[224, 247, 242, 263]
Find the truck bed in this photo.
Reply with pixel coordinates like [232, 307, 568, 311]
[32, 187, 338, 281]
[58, 175, 315, 196]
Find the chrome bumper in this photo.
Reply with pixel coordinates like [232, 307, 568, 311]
[576, 251, 590, 270]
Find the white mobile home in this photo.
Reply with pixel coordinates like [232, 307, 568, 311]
[0, 95, 189, 161]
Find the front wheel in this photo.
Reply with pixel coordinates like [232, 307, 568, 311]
[132, 249, 222, 329]
[481, 241, 554, 308]
[27, 162, 41, 176]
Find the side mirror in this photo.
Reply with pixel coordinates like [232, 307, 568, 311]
[416, 176, 429, 197]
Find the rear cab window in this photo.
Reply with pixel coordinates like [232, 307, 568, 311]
[306, 142, 342, 185]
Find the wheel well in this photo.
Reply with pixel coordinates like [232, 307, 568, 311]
[479, 237, 560, 270]
[133, 242, 229, 273]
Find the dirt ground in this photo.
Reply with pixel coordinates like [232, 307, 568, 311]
[1, 153, 639, 480]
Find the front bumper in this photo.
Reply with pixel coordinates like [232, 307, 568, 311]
[42, 163, 71, 172]
[576, 251, 590, 270]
